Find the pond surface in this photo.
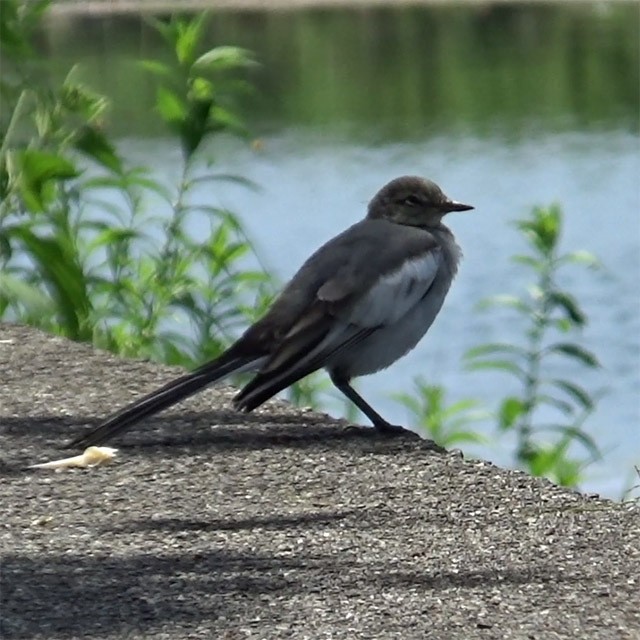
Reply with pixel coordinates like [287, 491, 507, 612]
[41, 3, 639, 497]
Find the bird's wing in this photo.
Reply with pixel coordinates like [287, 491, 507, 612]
[241, 219, 440, 344]
[234, 316, 373, 412]
[319, 246, 443, 326]
[235, 230, 443, 412]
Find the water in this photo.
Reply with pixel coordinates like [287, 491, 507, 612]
[40, 3, 640, 497]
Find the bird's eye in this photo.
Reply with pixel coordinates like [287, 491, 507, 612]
[403, 195, 423, 207]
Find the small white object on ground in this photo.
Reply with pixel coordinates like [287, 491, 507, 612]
[28, 446, 118, 470]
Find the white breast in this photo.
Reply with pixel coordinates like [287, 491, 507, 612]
[328, 239, 460, 378]
[332, 285, 448, 377]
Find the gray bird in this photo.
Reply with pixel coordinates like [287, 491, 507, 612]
[67, 176, 473, 449]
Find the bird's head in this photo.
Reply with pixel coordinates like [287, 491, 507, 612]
[367, 176, 473, 228]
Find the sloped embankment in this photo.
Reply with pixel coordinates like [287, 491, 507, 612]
[1, 324, 638, 639]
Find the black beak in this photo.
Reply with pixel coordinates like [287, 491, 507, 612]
[443, 200, 474, 213]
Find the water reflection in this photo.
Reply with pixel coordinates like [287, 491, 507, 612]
[41, 3, 640, 137]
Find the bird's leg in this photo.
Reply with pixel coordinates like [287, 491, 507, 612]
[330, 374, 446, 452]
[330, 374, 412, 436]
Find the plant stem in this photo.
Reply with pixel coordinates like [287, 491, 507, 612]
[518, 246, 555, 462]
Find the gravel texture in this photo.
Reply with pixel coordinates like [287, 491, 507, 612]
[1, 324, 638, 639]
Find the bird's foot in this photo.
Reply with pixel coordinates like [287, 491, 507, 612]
[421, 438, 448, 454]
[342, 422, 413, 437]
[375, 421, 447, 453]
[374, 421, 417, 437]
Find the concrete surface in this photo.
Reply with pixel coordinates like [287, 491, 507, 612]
[0, 324, 638, 639]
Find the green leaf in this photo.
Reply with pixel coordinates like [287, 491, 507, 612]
[538, 425, 600, 459]
[559, 250, 601, 270]
[547, 291, 586, 326]
[193, 46, 257, 72]
[499, 396, 525, 430]
[18, 149, 78, 181]
[121, 169, 174, 202]
[16, 149, 79, 211]
[547, 343, 600, 368]
[208, 105, 247, 135]
[442, 398, 484, 416]
[60, 76, 109, 121]
[552, 462, 584, 488]
[175, 13, 208, 66]
[390, 391, 423, 417]
[523, 440, 586, 486]
[189, 77, 215, 101]
[138, 59, 173, 78]
[512, 254, 540, 270]
[190, 173, 258, 190]
[518, 205, 562, 256]
[465, 359, 526, 379]
[0, 225, 12, 259]
[0, 272, 54, 315]
[74, 126, 122, 173]
[465, 343, 526, 360]
[527, 284, 543, 302]
[86, 227, 140, 253]
[551, 380, 595, 411]
[156, 86, 187, 127]
[443, 430, 487, 446]
[535, 394, 575, 416]
[476, 295, 531, 314]
[7, 225, 92, 339]
[553, 317, 573, 333]
[0, 0, 50, 58]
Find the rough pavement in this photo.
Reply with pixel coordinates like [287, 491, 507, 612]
[1, 324, 638, 639]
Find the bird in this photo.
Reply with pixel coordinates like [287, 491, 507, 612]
[67, 176, 473, 449]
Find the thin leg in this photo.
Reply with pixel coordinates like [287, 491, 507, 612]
[330, 374, 410, 435]
[330, 373, 447, 452]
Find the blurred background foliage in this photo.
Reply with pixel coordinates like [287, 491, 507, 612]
[37, 3, 639, 136]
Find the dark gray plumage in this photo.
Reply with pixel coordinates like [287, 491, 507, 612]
[67, 176, 473, 449]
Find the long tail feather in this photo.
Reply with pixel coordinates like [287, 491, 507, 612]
[66, 351, 262, 449]
[235, 326, 377, 413]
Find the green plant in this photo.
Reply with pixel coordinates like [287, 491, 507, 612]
[621, 466, 640, 504]
[95, 13, 272, 364]
[0, 5, 334, 412]
[466, 204, 602, 486]
[1, 0, 114, 339]
[1, 6, 275, 367]
[392, 378, 488, 447]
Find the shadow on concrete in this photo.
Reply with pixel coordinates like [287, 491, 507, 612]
[2, 535, 574, 639]
[1, 412, 428, 472]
